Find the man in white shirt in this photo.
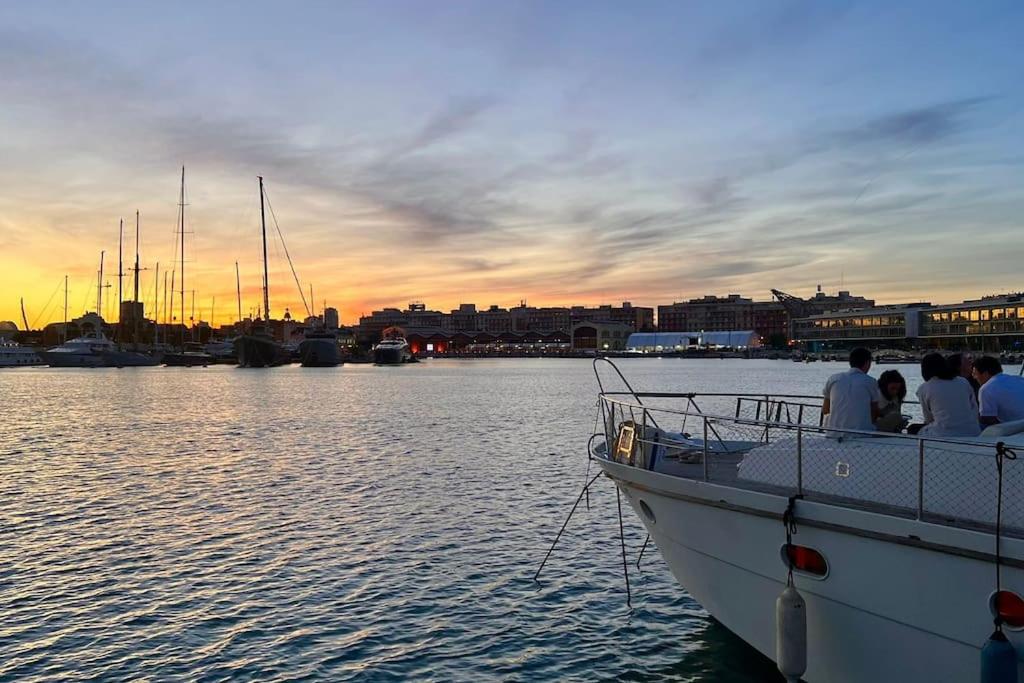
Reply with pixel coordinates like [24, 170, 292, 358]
[822, 347, 885, 435]
[973, 356, 1024, 425]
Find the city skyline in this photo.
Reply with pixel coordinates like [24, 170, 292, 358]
[2, 2, 1023, 328]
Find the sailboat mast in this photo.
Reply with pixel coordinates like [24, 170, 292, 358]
[97, 251, 105, 314]
[162, 270, 168, 343]
[235, 261, 242, 324]
[20, 298, 28, 332]
[153, 262, 160, 345]
[179, 166, 186, 346]
[117, 218, 123, 345]
[259, 176, 270, 320]
[134, 210, 141, 347]
[63, 275, 68, 343]
[191, 289, 195, 342]
[133, 212, 140, 304]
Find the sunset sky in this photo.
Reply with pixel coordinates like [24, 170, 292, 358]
[1, 1, 1022, 328]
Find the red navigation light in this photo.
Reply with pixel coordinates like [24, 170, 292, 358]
[993, 591, 1024, 629]
[782, 544, 828, 577]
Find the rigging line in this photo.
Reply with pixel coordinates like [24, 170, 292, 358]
[615, 484, 633, 609]
[636, 535, 651, 570]
[261, 186, 311, 318]
[31, 278, 65, 329]
[533, 471, 604, 583]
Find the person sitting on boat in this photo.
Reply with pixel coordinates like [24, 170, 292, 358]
[973, 355, 1024, 426]
[822, 347, 884, 436]
[911, 353, 980, 437]
[946, 352, 980, 396]
[875, 369, 908, 433]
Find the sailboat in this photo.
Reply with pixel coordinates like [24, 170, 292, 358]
[40, 275, 117, 367]
[103, 212, 160, 367]
[235, 176, 290, 368]
[164, 168, 214, 367]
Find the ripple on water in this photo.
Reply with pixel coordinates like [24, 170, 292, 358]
[0, 360, 803, 681]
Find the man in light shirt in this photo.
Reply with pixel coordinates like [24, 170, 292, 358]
[822, 347, 885, 436]
[973, 356, 1024, 425]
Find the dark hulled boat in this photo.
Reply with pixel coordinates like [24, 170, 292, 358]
[236, 322, 290, 368]
[236, 176, 293, 369]
[299, 328, 341, 367]
[163, 342, 213, 367]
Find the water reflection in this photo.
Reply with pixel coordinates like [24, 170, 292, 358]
[0, 359, 857, 680]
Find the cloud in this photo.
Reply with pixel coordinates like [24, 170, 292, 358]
[697, 1, 854, 67]
[395, 95, 499, 157]
[832, 97, 993, 147]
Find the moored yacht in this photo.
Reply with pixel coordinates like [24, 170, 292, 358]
[373, 328, 413, 365]
[163, 342, 213, 367]
[0, 338, 44, 367]
[299, 327, 341, 367]
[584, 359, 1024, 683]
[40, 332, 117, 367]
[236, 321, 290, 368]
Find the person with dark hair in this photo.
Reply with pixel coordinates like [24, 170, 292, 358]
[947, 352, 980, 396]
[822, 347, 884, 435]
[972, 355, 1024, 425]
[875, 369, 908, 433]
[912, 352, 980, 436]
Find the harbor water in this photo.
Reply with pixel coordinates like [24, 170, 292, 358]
[0, 358, 986, 681]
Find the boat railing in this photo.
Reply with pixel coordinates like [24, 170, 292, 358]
[597, 392, 1023, 538]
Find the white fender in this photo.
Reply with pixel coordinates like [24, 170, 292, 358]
[776, 584, 807, 683]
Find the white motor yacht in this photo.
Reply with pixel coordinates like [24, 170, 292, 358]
[0, 338, 44, 367]
[585, 359, 1024, 683]
[40, 332, 117, 367]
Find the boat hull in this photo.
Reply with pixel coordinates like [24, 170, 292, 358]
[299, 338, 341, 367]
[597, 456, 1024, 683]
[0, 352, 44, 367]
[373, 346, 412, 364]
[163, 352, 213, 367]
[101, 350, 161, 367]
[39, 351, 106, 368]
[236, 335, 290, 368]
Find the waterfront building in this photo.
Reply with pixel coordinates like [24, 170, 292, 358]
[357, 302, 445, 343]
[403, 328, 571, 356]
[657, 295, 788, 346]
[792, 304, 929, 350]
[570, 302, 654, 331]
[917, 294, 1024, 351]
[509, 303, 572, 333]
[42, 312, 109, 346]
[793, 294, 1024, 352]
[571, 321, 633, 351]
[626, 330, 761, 353]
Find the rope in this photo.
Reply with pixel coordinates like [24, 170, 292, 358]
[782, 494, 803, 587]
[616, 484, 633, 608]
[261, 186, 311, 318]
[993, 442, 1017, 630]
[532, 471, 603, 583]
[636, 534, 651, 570]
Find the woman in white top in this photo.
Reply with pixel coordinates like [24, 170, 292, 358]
[915, 353, 981, 437]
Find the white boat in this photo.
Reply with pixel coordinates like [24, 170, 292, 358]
[40, 332, 117, 367]
[373, 329, 413, 364]
[0, 338, 44, 367]
[589, 360, 1024, 682]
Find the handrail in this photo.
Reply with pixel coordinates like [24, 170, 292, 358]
[598, 393, 987, 450]
[600, 390, 922, 407]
